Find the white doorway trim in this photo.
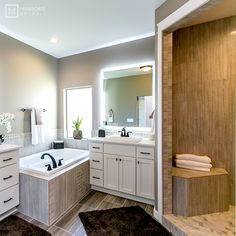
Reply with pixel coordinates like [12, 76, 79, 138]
[154, 0, 211, 222]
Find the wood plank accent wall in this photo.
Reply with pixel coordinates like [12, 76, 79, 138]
[172, 16, 236, 204]
[162, 33, 173, 214]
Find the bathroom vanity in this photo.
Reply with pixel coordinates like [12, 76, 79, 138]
[89, 137, 155, 204]
[0, 144, 21, 219]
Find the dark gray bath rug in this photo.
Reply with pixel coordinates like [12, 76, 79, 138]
[79, 206, 172, 236]
[0, 215, 51, 236]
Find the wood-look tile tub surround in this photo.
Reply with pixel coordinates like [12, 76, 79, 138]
[18, 160, 90, 225]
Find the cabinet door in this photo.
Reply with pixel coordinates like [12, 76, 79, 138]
[137, 158, 154, 200]
[118, 156, 135, 195]
[104, 154, 119, 191]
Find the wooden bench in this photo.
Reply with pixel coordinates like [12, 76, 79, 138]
[172, 167, 230, 217]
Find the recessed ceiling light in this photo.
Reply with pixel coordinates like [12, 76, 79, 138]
[230, 31, 236, 35]
[140, 65, 152, 72]
[50, 37, 58, 43]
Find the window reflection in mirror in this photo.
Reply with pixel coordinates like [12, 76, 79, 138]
[103, 64, 154, 128]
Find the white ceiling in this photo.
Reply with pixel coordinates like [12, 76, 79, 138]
[0, 0, 166, 58]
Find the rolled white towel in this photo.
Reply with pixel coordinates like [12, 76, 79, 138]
[176, 164, 211, 172]
[175, 160, 212, 169]
[176, 154, 211, 164]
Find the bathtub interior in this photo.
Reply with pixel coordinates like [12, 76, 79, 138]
[20, 148, 89, 175]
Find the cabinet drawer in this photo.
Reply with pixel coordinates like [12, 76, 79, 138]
[90, 152, 103, 170]
[0, 151, 18, 168]
[90, 169, 103, 187]
[89, 142, 103, 153]
[104, 144, 135, 157]
[0, 164, 19, 191]
[0, 184, 19, 215]
[137, 147, 154, 159]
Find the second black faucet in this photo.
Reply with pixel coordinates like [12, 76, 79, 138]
[119, 127, 132, 137]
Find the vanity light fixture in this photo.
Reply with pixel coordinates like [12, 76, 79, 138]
[50, 37, 58, 43]
[230, 30, 236, 35]
[140, 65, 152, 72]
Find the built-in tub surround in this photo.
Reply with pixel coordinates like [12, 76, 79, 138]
[18, 148, 90, 225]
[20, 148, 89, 176]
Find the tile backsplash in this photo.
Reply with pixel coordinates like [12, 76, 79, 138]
[3, 128, 152, 157]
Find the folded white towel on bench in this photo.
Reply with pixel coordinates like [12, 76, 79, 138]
[176, 164, 211, 172]
[175, 160, 212, 168]
[176, 154, 211, 164]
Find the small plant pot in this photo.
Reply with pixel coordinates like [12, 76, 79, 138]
[73, 130, 83, 140]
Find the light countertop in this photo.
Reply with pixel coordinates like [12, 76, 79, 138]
[89, 137, 155, 147]
[0, 144, 21, 154]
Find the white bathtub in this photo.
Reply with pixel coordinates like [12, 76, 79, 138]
[20, 148, 89, 176]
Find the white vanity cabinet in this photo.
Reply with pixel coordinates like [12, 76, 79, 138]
[89, 142, 104, 187]
[136, 146, 154, 200]
[0, 145, 21, 218]
[104, 154, 135, 195]
[89, 138, 155, 204]
[104, 143, 135, 195]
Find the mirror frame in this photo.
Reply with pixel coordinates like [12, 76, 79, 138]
[100, 61, 155, 131]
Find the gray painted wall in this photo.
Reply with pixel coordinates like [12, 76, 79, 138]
[58, 36, 155, 130]
[104, 74, 152, 127]
[0, 33, 58, 134]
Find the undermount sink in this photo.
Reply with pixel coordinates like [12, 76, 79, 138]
[104, 136, 142, 143]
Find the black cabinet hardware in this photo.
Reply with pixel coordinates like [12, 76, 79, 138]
[3, 158, 13, 162]
[92, 147, 100, 149]
[3, 175, 13, 180]
[140, 152, 151, 155]
[92, 160, 100, 163]
[92, 176, 100, 180]
[4, 197, 13, 203]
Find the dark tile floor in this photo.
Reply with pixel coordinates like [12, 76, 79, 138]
[15, 190, 154, 236]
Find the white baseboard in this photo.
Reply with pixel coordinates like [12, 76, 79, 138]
[91, 185, 155, 205]
[153, 207, 162, 223]
[0, 208, 17, 221]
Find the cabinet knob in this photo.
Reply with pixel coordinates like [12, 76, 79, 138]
[119, 158, 122, 161]
[116, 158, 118, 161]
[137, 161, 140, 164]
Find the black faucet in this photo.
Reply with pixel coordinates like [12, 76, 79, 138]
[41, 153, 57, 169]
[119, 127, 132, 137]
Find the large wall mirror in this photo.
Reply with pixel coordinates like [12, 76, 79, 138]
[101, 62, 155, 129]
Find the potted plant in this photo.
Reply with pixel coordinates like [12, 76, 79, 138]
[72, 116, 83, 139]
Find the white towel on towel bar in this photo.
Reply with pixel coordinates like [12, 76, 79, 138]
[175, 159, 212, 168]
[176, 164, 211, 172]
[176, 154, 211, 163]
[31, 109, 45, 145]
